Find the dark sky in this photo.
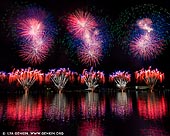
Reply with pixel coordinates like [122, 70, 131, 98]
[0, 0, 170, 81]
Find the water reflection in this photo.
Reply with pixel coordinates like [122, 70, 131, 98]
[0, 90, 169, 135]
[80, 92, 105, 119]
[6, 94, 42, 131]
[78, 120, 104, 136]
[7, 94, 42, 121]
[137, 91, 167, 120]
[44, 93, 74, 121]
[140, 127, 169, 136]
[110, 92, 133, 118]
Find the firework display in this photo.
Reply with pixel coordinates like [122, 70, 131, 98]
[0, 66, 166, 92]
[111, 4, 170, 60]
[66, 9, 100, 67]
[65, 8, 110, 67]
[77, 43, 102, 67]
[45, 68, 77, 92]
[8, 67, 44, 94]
[0, 1, 170, 93]
[66, 10, 97, 38]
[6, 95, 43, 123]
[129, 32, 164, 60]
[109, 71, 131, 92]
[79, 67, 105, 91]
[135, 66, 164, 91]
[1, 1, 170, 136]
[12, 5, 56, 65]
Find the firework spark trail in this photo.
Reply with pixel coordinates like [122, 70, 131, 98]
[45, 68, 77, 91]
[18, 35, 53, 65]
[8, 67, 44, 94]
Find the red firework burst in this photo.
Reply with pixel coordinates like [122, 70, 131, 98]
[66, 10, 98, 38]
[18, 36, 52, 65]
[17, 18, 44, 41]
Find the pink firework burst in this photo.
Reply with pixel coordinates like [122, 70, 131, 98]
[130, 33, 164, 60]
[78, 28, 103, 66]
[77, 43, 102, 67]
[19, 36, 52, 65]
[14, 6, 56, 65]
[17, 18, 44, 40]
[66, 10, 98, 38]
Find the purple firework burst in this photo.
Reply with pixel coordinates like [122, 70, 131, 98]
[77, 43, 103, 67]
[130, 32, 164, 60]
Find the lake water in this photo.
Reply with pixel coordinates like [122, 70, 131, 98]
[0, 89, 170, 136]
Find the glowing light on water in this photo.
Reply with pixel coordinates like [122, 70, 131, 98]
[137, 92, 167, 120]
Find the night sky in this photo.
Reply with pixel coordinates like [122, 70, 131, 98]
[0, 0, 170, 85]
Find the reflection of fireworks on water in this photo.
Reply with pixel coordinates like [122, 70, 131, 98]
[78, 121, 104, 136]
[9, 4, 57, 65]
[5, 95, 43, 131]
[80, 92, 105, 119]
[111, 92, 133, 118]
[137, 92, 167, 120]
[44, 93, 72, 121]
[6, 95, 42, 121]
[111, 4, 170, 60]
